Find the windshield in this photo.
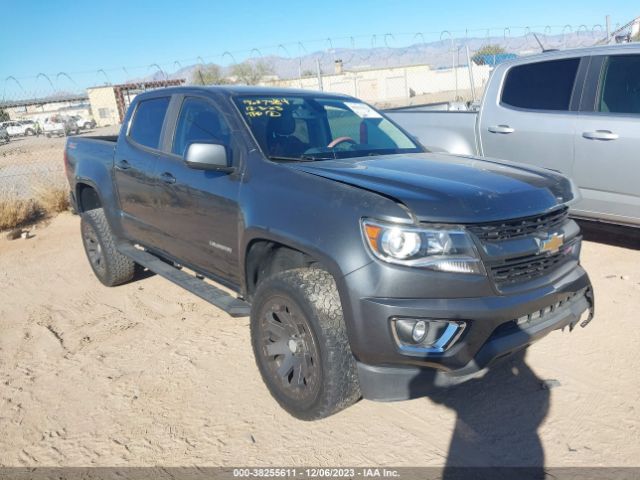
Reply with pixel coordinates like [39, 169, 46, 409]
[234, 95, 423, 160]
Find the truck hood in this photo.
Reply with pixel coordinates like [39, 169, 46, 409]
[287, 153, 577, 223]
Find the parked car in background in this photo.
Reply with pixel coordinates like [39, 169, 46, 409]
[64, 86, 594, 419]
[387, 43, 640, 229]
[0, 124, 9, 144]
[1, 120, 36, 136]
[44, 115, 79, 137]
[18, 120, 37, 135]
[71, 114, 97, 130]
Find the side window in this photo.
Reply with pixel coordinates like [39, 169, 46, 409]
[128, 97, 170, 149]
[172, 97, 230, 156]
[599, 55, 640, 114]
[501, 58, 580, 111]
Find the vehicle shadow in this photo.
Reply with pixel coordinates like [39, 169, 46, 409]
[576, 219, 639, 250]
[411, 351, 549, 477]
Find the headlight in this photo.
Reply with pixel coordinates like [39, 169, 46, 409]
[361, 219, 485, 274]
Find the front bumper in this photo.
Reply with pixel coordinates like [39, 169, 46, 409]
[340, 262, 593, 401]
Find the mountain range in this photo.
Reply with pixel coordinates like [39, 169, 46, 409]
[142, 31, 605, 84]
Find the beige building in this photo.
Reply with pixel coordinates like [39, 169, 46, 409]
[86, 86, 120, 127]
[263, 62, 492, 108]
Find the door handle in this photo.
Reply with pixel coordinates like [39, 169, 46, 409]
[582, 130, 619, 141]
[159, 172, 176, 184]
[488, 125, 515, 134]
[115, 159, 131, 170]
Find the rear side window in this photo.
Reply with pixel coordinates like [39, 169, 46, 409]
[501, 58, 580, 111]
[599, 55, 640, 114]
[128, 97, 170, 149]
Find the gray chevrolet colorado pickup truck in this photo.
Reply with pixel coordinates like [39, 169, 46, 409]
[65, 86, 594, 420]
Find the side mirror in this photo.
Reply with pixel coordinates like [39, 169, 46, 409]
[184, 143, 234, 173]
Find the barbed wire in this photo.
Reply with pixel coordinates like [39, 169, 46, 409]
[0, 22, 628, 102]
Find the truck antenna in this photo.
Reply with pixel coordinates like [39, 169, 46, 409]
[533, 33, 558, 53]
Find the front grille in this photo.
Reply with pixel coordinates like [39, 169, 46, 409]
[490, 250, 568, 286]
[468, 207, 569, 242]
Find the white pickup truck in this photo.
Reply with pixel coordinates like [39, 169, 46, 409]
[43, 115, 79, 137]
[1, 120, 36, 137]
[388, 43, 640, 228]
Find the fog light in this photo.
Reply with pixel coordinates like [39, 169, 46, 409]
[412, 320, 427, 342]
[392, 318, 466, 354]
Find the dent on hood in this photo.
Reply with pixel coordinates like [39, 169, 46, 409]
[454, 154, 581, 207]
[288, 154, 580, 223]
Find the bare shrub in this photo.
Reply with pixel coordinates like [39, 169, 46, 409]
[0, 181, 70, 231]
[34, 183, 70, 214]
[0, 196, 42, 230]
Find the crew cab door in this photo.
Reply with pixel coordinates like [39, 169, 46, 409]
[151, 94, 243, 286]
[113, 95, 170, 246]
[478, 57, 584, 174]
[572, 54, 640, 226]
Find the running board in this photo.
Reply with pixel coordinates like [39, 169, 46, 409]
[117, 244, 250, 317]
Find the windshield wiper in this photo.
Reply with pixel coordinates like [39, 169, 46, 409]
[300, 154, 335, 161]
[269, 154, 335, 162]
[268, 155, 316, 162]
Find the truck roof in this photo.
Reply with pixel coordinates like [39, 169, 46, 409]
[501, 42, 640, 67]
[136, 84, 353, 100]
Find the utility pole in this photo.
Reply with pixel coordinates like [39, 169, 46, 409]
[606, 15, 611, 42]
[452, 38, 457, 101]
[316, 58, 323, 91]
[465, 45, 476, 103]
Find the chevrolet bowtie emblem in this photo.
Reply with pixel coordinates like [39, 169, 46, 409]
[538, 233, 564, 253]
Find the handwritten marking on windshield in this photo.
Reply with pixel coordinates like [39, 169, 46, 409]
[242, 98, 291, 118]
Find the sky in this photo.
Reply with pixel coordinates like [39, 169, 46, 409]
[0, 0, 637, 98]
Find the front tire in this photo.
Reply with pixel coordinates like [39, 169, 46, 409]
[250, 267, 361, 420]
[81, 208, 135, 286]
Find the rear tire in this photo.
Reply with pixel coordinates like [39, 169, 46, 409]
[81, 208, 135, 286]
[250, 267, 361, 420]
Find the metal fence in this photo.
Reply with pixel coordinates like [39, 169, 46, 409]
[1, 20, 637, 204]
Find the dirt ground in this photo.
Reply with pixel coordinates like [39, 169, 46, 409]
[0, 212, 638, 467]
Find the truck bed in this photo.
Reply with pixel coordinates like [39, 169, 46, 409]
[386, 109, 478, 156]
[65, 136, 118, 194]
[81, 135, 118, 143]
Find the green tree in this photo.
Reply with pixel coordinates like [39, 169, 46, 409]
[472, 44, 507, 64]
[0, 108, 9, 122]
[192, 64, 230, 85]
[230, 61, 274, 85]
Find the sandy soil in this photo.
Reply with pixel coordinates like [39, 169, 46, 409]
[0, 212, 638, 467]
